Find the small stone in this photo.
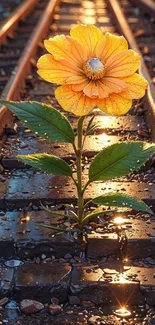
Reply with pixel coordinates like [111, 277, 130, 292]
[70, 258, 76, 264]
[74, 256, 83, 263]
[64, 253, 72, 259]
[69, 296, 81, 305]
[103, 268, 118, 274]
[101, 316, 121, 325]
[20, 299, 44, 314]
[64, 222, 71, 227]
[19, 142, 28, 149]
[35, 257, 41, 264]
[88, 315, 100, 324]
[5, 260, 23, 267]
[59, 258, 66, 263]
[0, 175, 5, 182]
[80, 301, 95, 308]
[45, 257, 52, 263]
[48, 304, 62, 315]
[148, 233, 155, 238]
[148, 308, 155, 315]
[41, 254, 46, 260]
[0, 297, 9, 306]
[52, 255, 55, 261]
[147, 258, 155, 265]
[51, 297, 59, 305]
[26, 228, 31, 233]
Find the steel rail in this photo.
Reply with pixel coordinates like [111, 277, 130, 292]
[0, 0, 61, 135]
[130, 0, 155, 17]
[0, 0, 40, 45]
[107, 0, 155, 141]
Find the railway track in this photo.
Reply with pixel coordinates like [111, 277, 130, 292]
[1, 0, 155, 323]
[0, 0, 24, 23]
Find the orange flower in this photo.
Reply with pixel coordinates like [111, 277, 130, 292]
[37, 24, 147, 116]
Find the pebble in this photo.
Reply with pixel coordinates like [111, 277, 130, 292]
[20, 299, 44, 314]
[64, 253, 72, 259]
[80, 301, 95, 308]
[70, 258, 76, 264]
[69, 296, 81, 305]
[48, 304, 62, 315]
[59, 258, 66, 263]
[148, 233, 155, 238]
[103, 268, 118, 274]
[146, 258, 155, 265]
[19, 142, 28, 149]
[64, 222, 71, 227]
[35, 257, 41, 264]
[51, 297, 59, 305]
[88, 315, 101, 324]
[5, 260, 23, 267]
[0, 297, 9, 306]
[74, 256, 83, 263]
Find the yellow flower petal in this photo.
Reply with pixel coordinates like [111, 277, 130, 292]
[83, 81, 99, 98]
[44, 35, 87, 68]
[70, 24, 103, 57]
[99, 78, 127, 97]
[105, 50, 141, 77]
[66, 74, 88, 85]
[97, 93, 132, 115]
[72, 78, 89, 92]
[96, 33, 128, 62]
[83, 78, 127, 99]
[120, 73, 148, 99]
[55, 85, 96, 116]
[37, 54, 82, 84]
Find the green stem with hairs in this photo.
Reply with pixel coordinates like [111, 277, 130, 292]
[76, 116, 85, 226]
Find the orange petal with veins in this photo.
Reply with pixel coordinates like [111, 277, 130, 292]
[70, 24, 103, 57]
[105, 50, 141, 77]
[55, 85, 96, 116]
[44, 35, 87, 68]
[96, 33, 128, 62]
[97, 93, 132, 115]
[37, 54, 82, 84]
[120, 73, 148, 99]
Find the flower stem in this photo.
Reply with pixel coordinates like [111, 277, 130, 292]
[76, 116, 85, 226]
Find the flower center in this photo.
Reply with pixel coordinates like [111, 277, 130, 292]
[83, 58, 105, 80]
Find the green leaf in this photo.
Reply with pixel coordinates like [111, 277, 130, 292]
[40, 202, 78, 221]
[17, 153, 72, 176]
[85, 116, 95, 134]
[89, 142, 155, 182]
[82, 209, 114, 223]
[0, 100, 75, 143]
[39, 224, 82, 233]
[93, 192, 153, 214]
[85, 116, 99, 135]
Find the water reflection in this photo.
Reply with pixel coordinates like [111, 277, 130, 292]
[114, 307, 131, 318]
[113, 216, 125, 225]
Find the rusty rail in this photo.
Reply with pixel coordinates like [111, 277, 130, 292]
[107, 0, 155, 141]
[0, 0, 61, 135]
[0, 0, 155, 139]
[0, 0, 40, 45]
[0, 1, 155, 307]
